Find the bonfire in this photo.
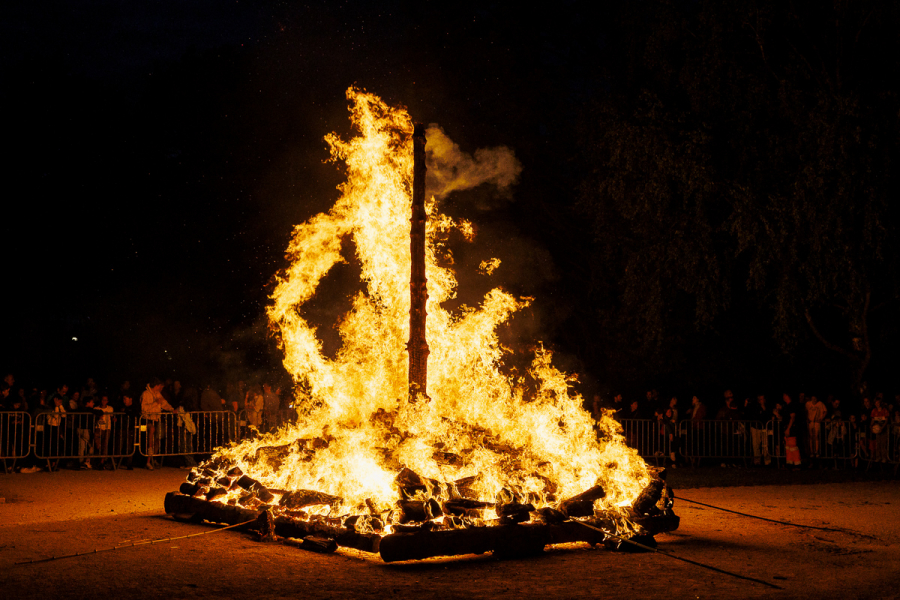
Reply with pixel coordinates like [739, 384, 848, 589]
[165, 88, 677, 561]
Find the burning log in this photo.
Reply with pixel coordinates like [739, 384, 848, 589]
[631, 478, 666, 516]
[396, 498, 441, 523]
[558, 485, 606, 518]
[378, 520, 608, 562]
[442, 499, 494, 516]
[280, 490, 340, 510]
[497, 502, 535, 525]
[164, 492, 381, 553]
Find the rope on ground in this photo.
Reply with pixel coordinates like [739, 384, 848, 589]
[14, 518, 258, 565]
[574, 520, 783, 590]
[676, 495, 878, 539]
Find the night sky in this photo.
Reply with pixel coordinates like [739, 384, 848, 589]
[3, 1, 898, 403]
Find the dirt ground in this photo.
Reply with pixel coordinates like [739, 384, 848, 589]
[1, 467, 899, 599]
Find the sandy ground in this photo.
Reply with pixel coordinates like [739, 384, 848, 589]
[1, 468, 899, 600]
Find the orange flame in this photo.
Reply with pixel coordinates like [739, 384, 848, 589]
[218, 87, 650, 519]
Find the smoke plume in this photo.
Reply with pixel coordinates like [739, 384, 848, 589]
[425, 125, 522, 200]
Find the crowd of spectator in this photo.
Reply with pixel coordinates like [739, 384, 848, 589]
[593, 387, 900, 470]
[5, 369, 899, 475]
[0, 372, 288, 474]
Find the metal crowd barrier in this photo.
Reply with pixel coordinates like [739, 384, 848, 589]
[677, 419, 759, 465]
[237, 408, 298, 434]
[618, 419, 674, 463]
[33, 412, 137, 470]
[139, 411, 238, 458]
[1, 411, 32, 473]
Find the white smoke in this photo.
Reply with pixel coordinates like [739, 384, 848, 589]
[425, 125, 522, 199]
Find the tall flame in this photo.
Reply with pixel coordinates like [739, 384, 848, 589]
[219, 88, 650, 517]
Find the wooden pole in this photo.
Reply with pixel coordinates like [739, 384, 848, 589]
[408, 123, 429, 402]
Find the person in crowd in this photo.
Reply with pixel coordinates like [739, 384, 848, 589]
[850, 413, 866, 468]
[890, 410, 900, 463]
[871, 396, 890, 463]
[746, 394, 772, 466]
[47, 388, 68, 470]
[116, 380, 131, 407]
[604, 393, 626, 419]
[685, 396, 707, 466]
[0, 382, 10, 409]
[661, 397, 680, 467]
[181, 384, 199, 413]
[75, 395, 96, 469]
[859, 397, 874, 459]
[263, 383, 281, 431]
[782, 393, 801, 468]
[3, 373, 19, 404]
[806, 395, 827, 459]
[16, 387, 28, 412]
[175, 402, 198, 469]
[94, 394, 114, 470]
[118, 393, 141, 469]
[715, 392, 744, 466]
[826, 405, 848, 462]
[141, 377, 177, 470]
[200, 384, 224, 412]
[1, 384, 29, 463]
[81, 377, 98, 403]
[245, 383, 264, 432]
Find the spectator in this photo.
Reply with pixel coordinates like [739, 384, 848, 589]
[662, 397, 680, 466]
[746, 394, 772, 466]
[75, 396, 96, 469]
[16, 387, 28, 412]
[263, 383, 281, 430]
[686, 396, 707, 466]
[860, 397, 874, 458]
[175, 405, 198, 468]
[81, 377, 98, 403]
[826, 407, 848, 460]
[3, 373, 19, 403]
[181, 384, 199, 412]
[118, 394, 141, 469]
[605, 394, 625, 419]
[245, 384, 264, 431]
[200, 384, 224, 412]
[782, 393, 801, 468]
[141, 377, 177, 470]
[806, 395, 827, 459]
[891, 411, 900, 462]
[47, 388, 68, 470]
[871, 396, 890, 463]
[116, 380, 131, 407]
[94, 394, 114, 470]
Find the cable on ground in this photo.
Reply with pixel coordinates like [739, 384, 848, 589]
[14, 518, 258, 565]
[574, 520, 783, 590]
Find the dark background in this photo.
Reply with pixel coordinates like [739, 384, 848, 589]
[2, 0, 898, 409]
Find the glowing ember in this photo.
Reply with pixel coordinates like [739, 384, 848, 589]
[212, 87, 651, 531]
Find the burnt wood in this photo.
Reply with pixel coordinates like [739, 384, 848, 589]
[164, 492, 382, 553]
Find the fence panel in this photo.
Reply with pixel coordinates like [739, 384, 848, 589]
[678, 419, 760, 463]
[1, 411, 31, 471]
[619, 419, 672, 459]
[139, 411, 237, 457]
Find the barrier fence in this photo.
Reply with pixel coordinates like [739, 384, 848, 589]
[3, 412, 899, 471]
[618, 418, 899, 469]
[0, 412, 31, 473]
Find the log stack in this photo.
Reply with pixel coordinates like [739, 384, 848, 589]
[164, 461, 678, 562]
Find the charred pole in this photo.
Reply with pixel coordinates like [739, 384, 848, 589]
[408, 124, 429, 402]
